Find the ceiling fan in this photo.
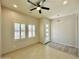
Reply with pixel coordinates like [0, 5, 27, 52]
[27, 0, 50, 14]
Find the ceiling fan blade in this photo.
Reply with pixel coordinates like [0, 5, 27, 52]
[39, 10, 41, 14]
[41, 7, 50, 10]
[39, 0, 46, 6]
[37, 1, 41, 6]
[43, 0, 46, 3]
[30, 8, 37, 11]
[27, 0, 36, 6]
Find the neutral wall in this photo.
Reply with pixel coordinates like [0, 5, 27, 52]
[51, 14, 77, 47]
[0, 1, 1, 56]
[40, 18, 51, 44]
[2, 7, 40, 54]
[78, 14, 79, 56]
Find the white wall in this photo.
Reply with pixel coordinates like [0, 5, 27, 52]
[40, 18, 51, 44]
[2, 7, 40, 54]
[51, 14, 77, 47]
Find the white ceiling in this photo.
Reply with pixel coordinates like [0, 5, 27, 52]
[1, 0, 79, 19]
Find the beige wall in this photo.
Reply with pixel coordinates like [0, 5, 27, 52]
[78, 14, 79, 56]
[40, 18, 51, 44]
[51, 14, 77, 47]
[2, 7, 40, 54]
[0, 1, 1, 56]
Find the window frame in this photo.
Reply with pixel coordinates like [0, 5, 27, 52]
[14, 23, 26, 40]
[28, 24, 36, 38]
[14, 23, 21, 40]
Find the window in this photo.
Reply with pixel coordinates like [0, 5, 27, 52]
[14, 23, 36, 39]
[32, 25, 35, 37]
[14, 23, 20, 39]
[28, 25, 32, 38]
[21, 24, 26, 39]
[14, 23, 26, 40]
[28, 24, 36, 38]
[45, 24, 49, 39]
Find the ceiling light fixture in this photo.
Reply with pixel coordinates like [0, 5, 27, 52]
[13, 5, 18, 8]
[63, 0, 68, 5]
[36, 7, 41, 10]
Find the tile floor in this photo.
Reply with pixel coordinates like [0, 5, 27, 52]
[1, 43, 79, 59]
[48, 42, 78, 56]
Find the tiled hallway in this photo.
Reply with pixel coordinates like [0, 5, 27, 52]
[2, 44, 79, 59]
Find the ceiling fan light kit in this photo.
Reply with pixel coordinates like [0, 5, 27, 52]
[37, 7, 41, 10]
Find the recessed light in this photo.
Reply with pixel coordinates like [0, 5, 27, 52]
[63, 0, 68, 5]
[13, 5, 18, 8]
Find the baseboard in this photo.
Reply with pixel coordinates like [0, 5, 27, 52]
[44, 41, 51, 45]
